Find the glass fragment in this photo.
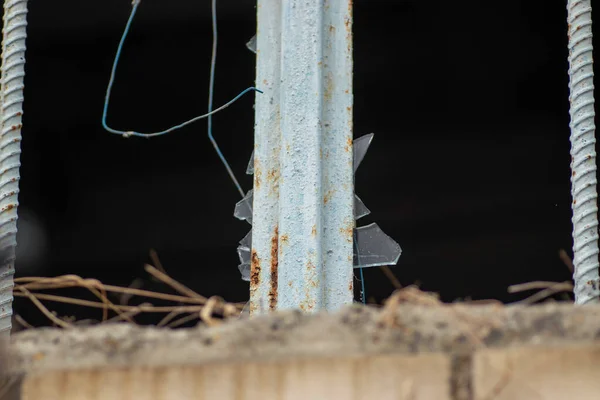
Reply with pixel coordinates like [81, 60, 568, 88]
[353, 222, 402, 268]
[234, 190, 253, 224]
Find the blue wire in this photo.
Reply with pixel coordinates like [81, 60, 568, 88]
[359, 267, 366, 304]
[208, 0, 245, 198]
[102, 0, 262, 141]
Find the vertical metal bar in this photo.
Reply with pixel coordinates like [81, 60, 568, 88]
[567, 0, 599, 304]
[0, 0, 27, 335]
[252, 0, 354, 314]
[251, 0, 282, 314]
[321, 0, 354, 309]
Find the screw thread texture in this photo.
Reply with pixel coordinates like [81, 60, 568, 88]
[567, 0, 599, 304]
[0, 0, 28, 335]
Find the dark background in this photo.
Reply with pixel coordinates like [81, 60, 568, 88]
[7, 0, 595, 325]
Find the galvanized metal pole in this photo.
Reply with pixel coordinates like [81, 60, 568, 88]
[567, 0, 599, 304]
[252, 0, 354, 314]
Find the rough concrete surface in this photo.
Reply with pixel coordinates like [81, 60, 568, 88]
[1, 302, 600, 399]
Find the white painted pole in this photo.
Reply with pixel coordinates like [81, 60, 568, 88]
[251, 0, 354, 313]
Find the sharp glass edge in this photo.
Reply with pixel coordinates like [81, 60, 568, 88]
[246, 34, 257, 54]
[235, 133, 401, 280]
[235, 222, 401, 280]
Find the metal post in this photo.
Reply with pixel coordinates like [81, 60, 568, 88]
[252, 0, 354, 314]
[567, 0, 599, 304]
[0, 0, 27, 335]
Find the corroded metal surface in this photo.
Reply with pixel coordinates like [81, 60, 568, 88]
[252, 0, 354, 314]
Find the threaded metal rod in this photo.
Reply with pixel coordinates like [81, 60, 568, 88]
[0, 0, 28, 336]
[567, 0, 599, 304]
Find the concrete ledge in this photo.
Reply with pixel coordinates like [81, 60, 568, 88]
[473, 345, 600, 400]
[2, 303, 600, 399]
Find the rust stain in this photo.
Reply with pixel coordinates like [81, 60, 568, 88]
[269, 226, 279, 310]
[3, 204, 14, 211]
[300, 260, 318, 312]
[573, 199, 577, 205]
[267, 168, 279, 184]
[16, 111, 22, 116]
[263, 79, 268, 85]
[280, 233, 289, 246]
[305, 260, 318, 291]
[300, 298, 316, 312]
[311, 224, 317, 237]
[348, 280, 353, 292]
[340, 220, 354, 243]
[346, 1, 353, 30]
[267, 167, 280, 196]
[344, 136, 352, 152]
[249, 301, 258, 314]
[329, 25, 335, 33]
[250, 250, 261, 287]
[254, 158, 262, 189]
[323, 190, 334, 204]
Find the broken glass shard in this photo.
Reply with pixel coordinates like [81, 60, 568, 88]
[237, 244, 251, 265]
[238, 262, 251, 282]
[234, 190, 253, 224]
[246, 34, 257, 54]
[239, 229, 252, 250]
[353, 222, 401, 268]
[246, 150, 254, 175]
[237, 230, 252, 281]
[354, 194, 370, 220]
[353, 133, 374, 173]
[237, 244, 251, 282]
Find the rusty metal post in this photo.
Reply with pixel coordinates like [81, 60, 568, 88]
[567, 0, 599, 304]
[251, 0, 354, 314]
[0, 0, 28, 336]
